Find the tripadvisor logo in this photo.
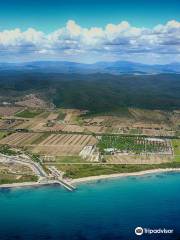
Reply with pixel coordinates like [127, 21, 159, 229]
[135, 227, 143, 236]
[135, 226, 174, 236]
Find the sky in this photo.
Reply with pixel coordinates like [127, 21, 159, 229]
[0, 0, 180, 63]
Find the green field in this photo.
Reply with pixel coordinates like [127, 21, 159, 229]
[57, 110, 66, 121]
[52, 162, 180, 179]
[98, 135, 169, 154]
[0, 174, 38, 185]
[54, 156, 87, 163]
[0, 131, 7, 140]
[15, 109, 42, 118]
[172, 139, 180, 155]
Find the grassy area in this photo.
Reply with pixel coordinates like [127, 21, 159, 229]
[46, 156, 87, 163]
[173, 155, 180, 162]
[58, 110, 66, 121]
[172, 139, 180, 155]
[15, 109, 42, 118]
[0, 174, 38, 185]
[0, 131, 7, 140]
[128, 128, 142, 135]
[50, 162, 180, 179]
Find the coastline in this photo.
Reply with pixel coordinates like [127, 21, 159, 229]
[0, 168, 180, 189]
[70, 168, 180, 184]
[0, 180, 58, 189]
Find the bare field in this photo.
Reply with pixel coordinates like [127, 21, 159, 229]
[63, 109, 83, 124]
[84, 125, 107, 133]
[0, 106, 24, 117]
[105, 154, 172, 164]
[0, 162, 35, 175]
[50, 124, 85, 133]
[46, 113, 59, 121]
[0, 119, 26, 129]
[15, 94, 49, 109]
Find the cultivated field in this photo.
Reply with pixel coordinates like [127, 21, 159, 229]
[32, 134, 97, 156]
[0, 132, 43, 147]
[0, 132, 98, 157]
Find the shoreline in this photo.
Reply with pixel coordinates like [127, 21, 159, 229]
[0, 168, 180, 189]
[70, 168, 180, 184]
[0, 180, 58, 189]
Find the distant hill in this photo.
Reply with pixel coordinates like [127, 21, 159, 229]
[0, 61, 180, 74]
[0, 71, 179, 113]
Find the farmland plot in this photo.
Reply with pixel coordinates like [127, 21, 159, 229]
[84, 126, 107, 133]
[32, 134, 97, 156]
[106, 154, 172, 164]
[0, 119, 25, 130]
[0, 132, 43, 147]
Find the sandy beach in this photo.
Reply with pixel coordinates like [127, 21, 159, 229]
[0, 168, 180, 189]
[71, 168, 180, 184]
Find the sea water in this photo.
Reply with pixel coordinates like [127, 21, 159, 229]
[0, 172, 180, 240]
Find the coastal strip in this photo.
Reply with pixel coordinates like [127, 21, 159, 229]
[71, 168, 180, 184]
[0, 180, 59, 189]
[0, 168, 180, 189]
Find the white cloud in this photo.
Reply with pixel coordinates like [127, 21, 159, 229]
[0, 20, 180, 63]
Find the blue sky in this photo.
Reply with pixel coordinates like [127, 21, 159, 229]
[0, 0, 180, 31]
[0, 0, 180, 63]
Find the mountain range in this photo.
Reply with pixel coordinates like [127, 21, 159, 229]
[0, 61, 180, 75]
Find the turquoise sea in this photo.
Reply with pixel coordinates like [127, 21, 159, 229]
[0, 172, 180, 240]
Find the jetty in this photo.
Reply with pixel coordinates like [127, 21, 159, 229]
[48, 166, 76, 191]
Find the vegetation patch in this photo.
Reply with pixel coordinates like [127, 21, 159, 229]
[46, 156, 87, 163]
[0, 131, 7, 140]
[98, 135, 170, 154]
[0, 145, 17, 156]
[15, 109, 43, 118]
[53, 162, 180, 179]
[58, 110, 66, 121]
[172, 139, 180, 155]
[0, 174, 38, 185]
[31, 133, 51, 145]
